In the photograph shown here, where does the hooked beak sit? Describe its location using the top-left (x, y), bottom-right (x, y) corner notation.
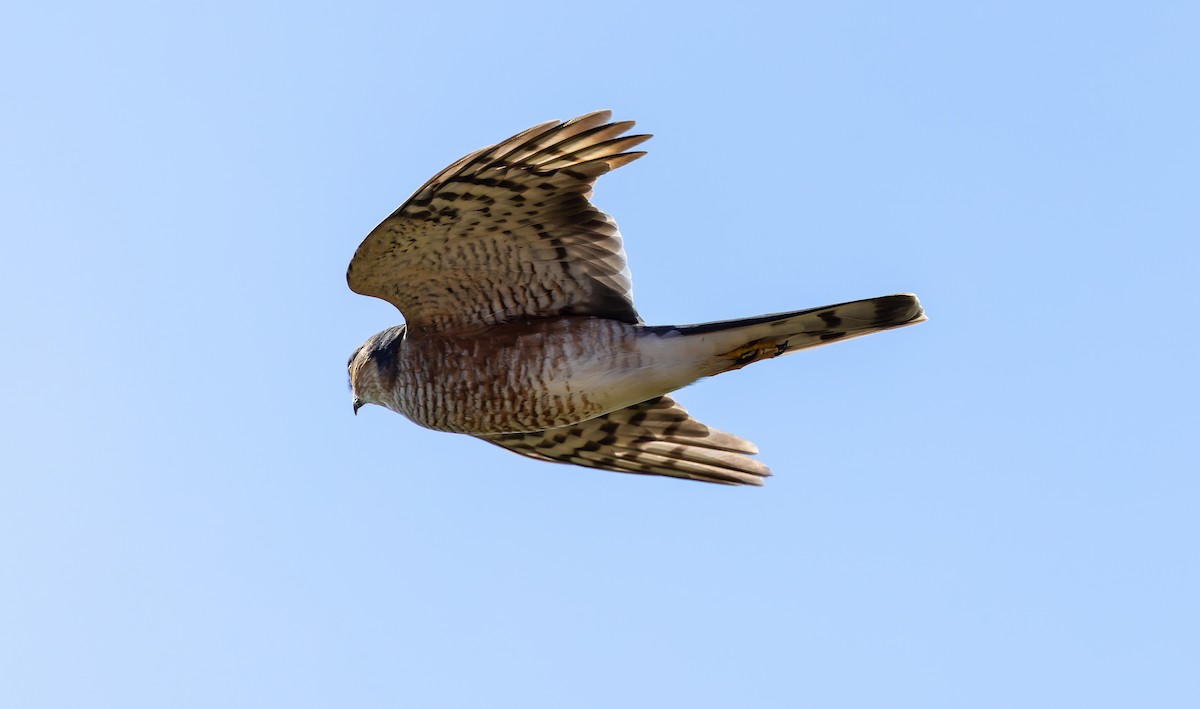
top-left (353, 398), bottom-right (363, 416)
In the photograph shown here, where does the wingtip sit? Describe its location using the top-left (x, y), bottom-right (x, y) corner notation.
top-left (606, 151), bottom-right (649, 170)
top-left (563, 109), bottom-right (613, 129)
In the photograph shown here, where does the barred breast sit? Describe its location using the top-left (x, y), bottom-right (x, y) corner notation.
top-left (386, 317), bottom-right (668, 435)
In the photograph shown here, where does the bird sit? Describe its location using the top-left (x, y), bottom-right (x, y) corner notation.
top-left (346, 110), bottom-right (925, 485)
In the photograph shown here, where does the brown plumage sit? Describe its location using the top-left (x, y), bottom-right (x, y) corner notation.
top-left (347, 111), bottom-right (926, 485)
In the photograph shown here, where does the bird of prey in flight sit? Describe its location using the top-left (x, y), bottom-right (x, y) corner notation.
top-left (347, 110), bottom-right (925, 485)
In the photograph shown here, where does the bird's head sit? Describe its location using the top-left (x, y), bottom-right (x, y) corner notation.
top-left (347, 325), bottom-right (406, 415)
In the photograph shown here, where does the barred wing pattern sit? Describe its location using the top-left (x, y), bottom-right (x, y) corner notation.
top-left (481, 396), bottom-right (772, 486)
top-left (347, 110), bottom-right (651, 332)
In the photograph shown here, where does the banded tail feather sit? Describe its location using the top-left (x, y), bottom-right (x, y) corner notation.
top-left (650, 293), bottom-right (926, 373)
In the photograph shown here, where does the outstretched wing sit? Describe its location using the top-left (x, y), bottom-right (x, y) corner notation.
top-left (479, 396), bottom-right (772, 486)
top-left (347, 110), bottom-right (650, 332)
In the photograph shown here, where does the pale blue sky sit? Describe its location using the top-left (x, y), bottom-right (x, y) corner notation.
top-left (3, 2), bottom-right (1197, 708)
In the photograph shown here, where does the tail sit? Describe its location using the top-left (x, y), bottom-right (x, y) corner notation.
top-left (654, 293), bottom-right (926, 373)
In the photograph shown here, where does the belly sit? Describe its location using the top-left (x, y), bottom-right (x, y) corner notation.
top-left (386, 317), bottom-right (657, 434)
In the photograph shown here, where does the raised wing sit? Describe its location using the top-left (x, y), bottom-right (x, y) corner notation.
top-left (480, 396), bottom-right (772, 486)
top-left (347, 111), bottom-right (650, 332)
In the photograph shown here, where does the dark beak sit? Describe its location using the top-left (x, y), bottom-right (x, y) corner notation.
top-left (353, 398), bottom-right (363, 416)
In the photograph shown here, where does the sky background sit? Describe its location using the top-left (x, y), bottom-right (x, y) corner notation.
top-left (3, 1), bottom-right (1198, 707)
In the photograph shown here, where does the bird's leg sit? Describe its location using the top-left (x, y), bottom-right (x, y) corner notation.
top-left (720, 338), bottom-right (790, 371)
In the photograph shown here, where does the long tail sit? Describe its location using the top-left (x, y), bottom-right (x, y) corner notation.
top-left (652, 293), bottom-right (926, 373)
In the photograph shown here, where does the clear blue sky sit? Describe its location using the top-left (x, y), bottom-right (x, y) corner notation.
top-left (3, 2), bottom-right (1197, 707)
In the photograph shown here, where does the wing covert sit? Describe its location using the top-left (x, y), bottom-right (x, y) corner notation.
top-left (480, 396), bottom-right (772, 486)
top-left (347, 111), bottom-right (650, 332)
